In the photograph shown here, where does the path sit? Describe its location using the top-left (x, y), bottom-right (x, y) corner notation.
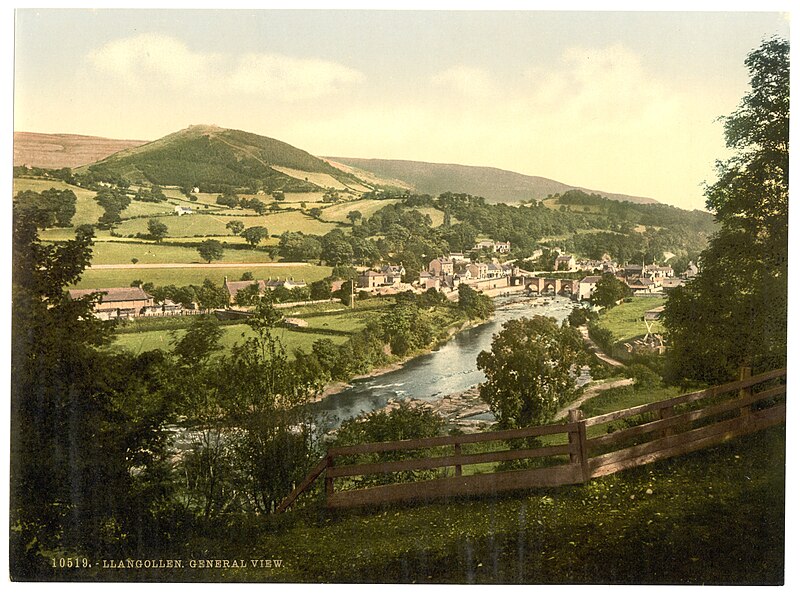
top-left (553, 377), bottom-right (635, 421)
top-left (578, 325), bottom-right (626, 368)
top-left (89, 262), bottom-right (311, 270)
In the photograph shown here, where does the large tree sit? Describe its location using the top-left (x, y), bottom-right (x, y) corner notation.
top-left (477, 316), bottom-right (586, 428)
top-left (197, 239), bottom-right (224, 263)
top-left (663, 37), bottom-right (789, 385)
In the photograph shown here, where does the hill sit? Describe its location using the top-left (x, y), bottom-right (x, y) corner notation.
top-left (13, 131), bottom-right (148, 169)
top-left (326, 157), bottom-right (659, 205)
top-left (76, 125), bottom-right (367, 194)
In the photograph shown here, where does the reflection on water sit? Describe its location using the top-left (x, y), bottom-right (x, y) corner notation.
top-left (313, 295), bottom-right (577, 427)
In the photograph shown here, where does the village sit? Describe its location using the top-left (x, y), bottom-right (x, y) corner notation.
top-left (68, 237), bottom-right (699, 321)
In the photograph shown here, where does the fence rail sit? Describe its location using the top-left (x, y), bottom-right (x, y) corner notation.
top-left (277, 367), bottom-right (786, 512)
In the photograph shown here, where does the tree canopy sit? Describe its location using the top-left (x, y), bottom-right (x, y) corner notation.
top-left (663, 37), bottom-right (789, 385)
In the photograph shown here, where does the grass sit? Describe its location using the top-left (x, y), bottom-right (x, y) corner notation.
top-left (318, 199), bottom-right (401, 223)
top-left (596, 297), bottom-right (667, 343)
top-left (76, 425), bottom-right (782, 584)
top-left (13, 178), bottom-right (105, 226)
top-left (72, 264), bottom-right (332, 289)
top-left (110, 323), bottom-right (351, 358)
top-left (113, 210), bottom-right (340, 238)
top-left (82, 241), bottom-right (274, 265)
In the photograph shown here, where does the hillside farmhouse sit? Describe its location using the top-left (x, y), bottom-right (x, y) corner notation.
top-left (68, 286), bottom-right (154, 319)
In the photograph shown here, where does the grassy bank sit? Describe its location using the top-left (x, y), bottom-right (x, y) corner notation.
top-left (53, 425), bottom-right (783, 584)
top-left (595, 297), bottom-right (666, 344)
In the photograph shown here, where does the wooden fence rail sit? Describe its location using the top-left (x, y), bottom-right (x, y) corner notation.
top-left (277, 367), bottom-right (786, 512)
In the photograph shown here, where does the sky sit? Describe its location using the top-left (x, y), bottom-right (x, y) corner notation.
top-left (10, 4), bottom-right (792, 211)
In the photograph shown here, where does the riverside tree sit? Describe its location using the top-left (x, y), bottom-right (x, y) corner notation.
top-left (477, 316), bottom-right (586, 428)
top-left (663, 37), bottom-right (789, 385)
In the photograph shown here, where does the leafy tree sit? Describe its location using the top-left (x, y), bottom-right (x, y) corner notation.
top-left (308, 207), bottom-right (323, 218)
top-left (346, 210), bottom-right (362, 225)
top-left (241, 225), bottom-right (269, 247)
top-left (11, 200), bottom-right (177, 576)
top-left (171, 315), bottom-right (223, 365)
top-left (240, 271), bottom-right (255, 281)
top-left (477, 316), bottom-right (586, 428)
top-left (94, 188), bottom-right (131, 228)
top-left (197, 239), bottom-right (224, 263)
top-left (663, 38), bottom-right (789, 385)
top-left (589, 273), bottom-right (631, 309)
top-left (226, 220), bottom-right (245, 235)
top-left (457, 283), bottom-right (494, 319)
top-left (309, 278), bottom-right (332, 300)
top-left (332, 401), bottom-right (445, 487)
top-left (195, 278), bottom-right (229, 310)
top-left (278, 232), bottom-right (322, 262)
top-left (147, 218), bottom-right (169, 242)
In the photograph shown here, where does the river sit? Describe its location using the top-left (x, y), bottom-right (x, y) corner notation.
top-left (313, 295), bottom-right (581, 427)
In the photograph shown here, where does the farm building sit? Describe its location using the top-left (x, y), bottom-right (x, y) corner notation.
top-left (68, 286), bottom-right (154, 319)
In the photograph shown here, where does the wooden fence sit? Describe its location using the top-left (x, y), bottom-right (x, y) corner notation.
top-left (277, 367), bottom-right (786, 512)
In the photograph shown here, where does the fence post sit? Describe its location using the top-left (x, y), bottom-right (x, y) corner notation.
top-left (739, 366), bottom-right (753, 421)
top-left (324, 455), bottom-right (335, 502)
top-left (659, 405), bottom-right (675, 438)
top-left (568, 409), bottom-right (590, 482)
top-left (454, 442), bottom-right (463, 477)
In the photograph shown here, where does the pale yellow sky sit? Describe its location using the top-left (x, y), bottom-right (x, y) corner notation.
top-left (10, 6), bottom-right (792, 210)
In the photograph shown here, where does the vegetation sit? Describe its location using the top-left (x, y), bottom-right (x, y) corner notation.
top-left (477, 316), bottom-right (586, 428)
top-left (197, 239), bottom-right (224, 263)
top-left (663, 37), bottom-right (789, 386)
top-left (589, 273), bottom-right (631, 308)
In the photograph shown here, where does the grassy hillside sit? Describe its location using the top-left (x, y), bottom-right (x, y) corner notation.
top-left (80, 125), bottom-right (363, 192)
top-left (328, 157), bottom-right (659, 205)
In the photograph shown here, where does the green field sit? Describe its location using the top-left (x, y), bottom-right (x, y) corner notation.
top-left (596, 297), bottom-right (666, 342)
top-left (318, 199), bottom-right (401, 223)
top-left (73, 264), bottom-right (332, 289)
top-left (114, 210), bottom-right (340, 238)
top-left (13, 178), bottom-right (105, 226)
top-left (84, 241), bottom-right (274, 265)
top-left (111, 323), bottom-right (351, 358)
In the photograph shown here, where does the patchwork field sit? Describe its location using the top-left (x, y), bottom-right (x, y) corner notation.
top-left (84, 241), bottom-right (274, 265)
top-left (111, 323), bottom-right (351, 359)
top-left (596, 296), bottom-right (666, 342)
top-left (318, 198), bottom-right (401, 223)
top-left (73, 263), bottom-right (332, 289)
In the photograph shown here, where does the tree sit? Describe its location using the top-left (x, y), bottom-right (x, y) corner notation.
top-left (226, 220), bottom-right (245, 235)
top-left (197, 239), bottom-right (224, 263)
top-left (346, 210), bottom-right (362, 225)
top-left (589, 273), bottom-right (631, 309)
top-left (663, 38), bottom-right (789, 385)
top-left (477, 316), bottom-right (586, 428)
top-left (241, 225), bottom-right (269, 247)
top-left (458, 283), bottom-right (494, 319)
top-left (11, 199), bottom-right (177, 576)
top-left (147, 218), bottom-right (169, 243)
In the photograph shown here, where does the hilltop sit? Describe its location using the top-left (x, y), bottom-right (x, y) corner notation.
top-left (16, 127), bottom-right (661, 205)
top-left (71, 125), bottom-right (374, 194)
top-left (326, 157), bottom-right (659, 205)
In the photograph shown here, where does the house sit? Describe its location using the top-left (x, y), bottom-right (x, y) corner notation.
top-left (419, 271), bottom-right (441, 291)
top-left (358, 270), bottom-right (388, 289)
top-left (626, 277), bottom-right (662, 295)
top-left (660, 277), bottom-right (685, 291)
top-left (142, 299), bottom-right (183, 316)
top-left (429, 257), bottom-right (454, 277)
top-left (644, 264), bottom-right (675, 278)
top-left (485, 263), bottom-right (505, 279)
top-left (467, 262), bottom-right (488, 280)
top-left (380, 264), bottom-right (405, 285)
top-left (577, 275), bottom-right (603, 301)
top-left (68, 286), bottom-right (154, 319)
top-left (474, 240), bottom-right (511, 254)
top-left (174, 206), bottom-right (193, 216)
top-left (683, 261), bottom-right (699, 278)
top-left (554, 254), bottom-right (577, 272)
top-left (224, 277), bottom-right (308, 303)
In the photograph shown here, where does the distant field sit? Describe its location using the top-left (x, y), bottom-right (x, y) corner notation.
top-left (73, 263), bottom-right (332, 289)
top-left (596, 296), bottom-right (666, 343)
top-left (84, 241), bottom-right (274, 265)
top-left (318, 198), bottom-right (400, 223)
top-left (414, 206), bottom-right (446, 227)
top-left (114, 210), bottom-right (340, 238)
top-left (111, 323), bottom-right (350, 359)
top-left (271, 166), bottom-right (349, 191)
top-left (13, 178), bottom-right (105, 226)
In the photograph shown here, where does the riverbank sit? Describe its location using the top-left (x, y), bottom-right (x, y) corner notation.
top-left (313, 314), bottom-right (490, 403)
top-left (314, 293), bottom-right (555, 404)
